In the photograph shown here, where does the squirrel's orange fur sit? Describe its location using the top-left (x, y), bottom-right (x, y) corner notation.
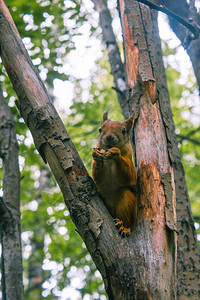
top-left (92, 112), bottom-right (137, 237)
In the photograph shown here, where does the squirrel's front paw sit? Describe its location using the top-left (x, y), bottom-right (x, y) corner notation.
top-left (92, 148), bottom-right (104, 161)
top-left (105, 147), bottom-right (121, 160)
top-left (114, 219), bottom-right (130, 237)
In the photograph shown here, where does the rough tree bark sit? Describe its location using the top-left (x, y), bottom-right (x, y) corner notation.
top-left (0, 85), bottom-right (24, 300)
top-left (93, 1), bottom-right (200, 299)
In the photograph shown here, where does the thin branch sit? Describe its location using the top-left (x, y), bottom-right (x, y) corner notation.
top-left (24, 276), bottom-right (49, 297)
top-left (177, 134), bottom-right (200, 145)
top-left (136, 0), bottom-right (199, 39)
top-left (185, 127), bottom-right (200, 138)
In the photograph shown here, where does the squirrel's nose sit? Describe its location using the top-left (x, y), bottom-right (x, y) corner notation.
top-left (105, 135), bottom-right (114, 144)
top-left (104, 134), bottom-right (117, 147)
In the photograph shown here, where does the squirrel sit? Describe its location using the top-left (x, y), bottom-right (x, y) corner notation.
top-left (92, 112), bottom-right (137, 237)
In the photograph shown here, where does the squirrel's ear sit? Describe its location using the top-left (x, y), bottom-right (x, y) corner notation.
top-left (103, 111), bottom-right (108, 122)
top-left (125, 115), bottom-right (134, 133)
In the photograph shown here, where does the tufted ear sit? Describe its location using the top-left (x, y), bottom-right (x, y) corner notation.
top-left (103, 111), bottom-right (109, 122)
top-left (125, 115), bottom-right (134, 133)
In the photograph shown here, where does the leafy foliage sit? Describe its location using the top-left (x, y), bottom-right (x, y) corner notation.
top-left (6, 0), bottom-right (87, 86)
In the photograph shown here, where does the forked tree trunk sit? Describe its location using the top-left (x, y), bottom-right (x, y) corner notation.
top-left (0, 0), bottom-right (198, 299)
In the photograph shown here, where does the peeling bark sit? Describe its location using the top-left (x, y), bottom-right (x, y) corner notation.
top-left (0, 85), bottom-right (24, 300)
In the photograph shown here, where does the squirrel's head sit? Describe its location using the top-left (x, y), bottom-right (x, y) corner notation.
top-left (97, 112), bottom-right (134, 151)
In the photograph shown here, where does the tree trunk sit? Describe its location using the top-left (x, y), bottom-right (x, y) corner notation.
top-left (118, 1), bottom-right (177, 298)
top-left (0, 85), bottom-right (24, 300)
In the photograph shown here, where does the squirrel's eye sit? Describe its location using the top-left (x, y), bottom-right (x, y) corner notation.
top-left (122, 127), bottom-right (126, 135)
top-left (99, 127), bottom-right (102, 134)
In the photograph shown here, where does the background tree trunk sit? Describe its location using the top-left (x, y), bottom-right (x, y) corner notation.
top-left (92, 0), bottom-right (128, 115)
top-left (0, 84), bottom-right (24, 300)
top-left (25, 167), bottom-right (51, 300)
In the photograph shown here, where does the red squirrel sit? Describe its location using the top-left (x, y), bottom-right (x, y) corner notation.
top-left (92, 112), bottom-right (137, 237)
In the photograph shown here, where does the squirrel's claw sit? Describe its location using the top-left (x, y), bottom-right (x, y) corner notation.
top-left (114, 219), bottom-right (130, 237)
top-left (114, 218), bottom-right (122, 228)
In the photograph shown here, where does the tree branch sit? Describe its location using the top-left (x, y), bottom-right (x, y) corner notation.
top-left (185, 126), bottom-right (200, 138)
top-left (24, 275), bottom-right (49, 298)
top-left (166, 0), bottom-right (200, 91)
top-left (177, 134), bottom-right (200, 145)
top-left (136, 0), bottom-right (199, 40)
